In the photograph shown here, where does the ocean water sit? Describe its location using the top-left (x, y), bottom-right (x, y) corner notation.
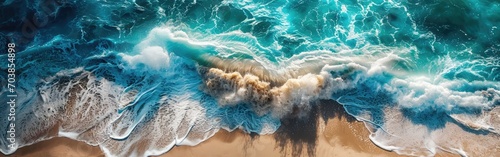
top-left (0, 0), bottom-right (499, 156)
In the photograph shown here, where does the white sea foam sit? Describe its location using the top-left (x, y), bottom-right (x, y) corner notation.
top-left (120, 46), bottom-right (170, 70)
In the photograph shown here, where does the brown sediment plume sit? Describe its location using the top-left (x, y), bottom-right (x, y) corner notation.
top-left (199, 67), bottom-right (327, 117)
top-left (205, 56), bottom-right (287, 85)
top-left (203, 55), bottom-right (329, 86)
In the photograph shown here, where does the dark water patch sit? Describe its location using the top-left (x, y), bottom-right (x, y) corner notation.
top-left (0, 34), bottom-right (9, 55)
top-left (334, 79), bottom-right (395, 129)
top-left (406, 0), bottom-right (500, 57)
top-left (401, 104), bottom-right (488, 132)
top-left (0, 0), bottom-right (78, 51)
top-left (0, 39), bottom-right (113, 93)
top-left (273, 100), bottom-right (358, 157)
top-left (411, 0), bottom-right (478, 39)
top-left (215, 5), bottom-right (248, 31)
top-left (401, 107), bottom-right (448, 130)
top-left (277, 34), bottom-right (306, 57)
top-left (249, 132), bottom-right (260, 139)
top-left (318, 100), bottom-right (357, 124)
top-left (274, 104), bottom-right (319, 157)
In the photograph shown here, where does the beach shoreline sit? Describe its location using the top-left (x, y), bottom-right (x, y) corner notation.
top-left (3, 116), bottom-right (459, 157)
top-left (2, 102), bottom-right (463, 157)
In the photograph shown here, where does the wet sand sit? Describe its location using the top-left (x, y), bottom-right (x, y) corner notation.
top-left (161, 117), bottom-right (402, 157)
top-left (1, 137), bottom-right (103, 157)
top-left (4, 119), bottom-right (396, 157)
top-left (3, 105), bottom-right (459, 157)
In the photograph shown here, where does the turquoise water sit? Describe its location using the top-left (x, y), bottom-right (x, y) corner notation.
top-left (1, 0), bottom-right (499, 156)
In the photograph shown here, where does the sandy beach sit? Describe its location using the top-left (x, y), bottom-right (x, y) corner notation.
top-left (3, 120), bottom-right (391, 157)
top-left (3, 118), bottom-right (460, 157)
top-left (1, 102), bottom-right (458, 157)
top-left (3, 104), bottom-right (458, 157)
top-left (162, 118), bottom-right (400, 157)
